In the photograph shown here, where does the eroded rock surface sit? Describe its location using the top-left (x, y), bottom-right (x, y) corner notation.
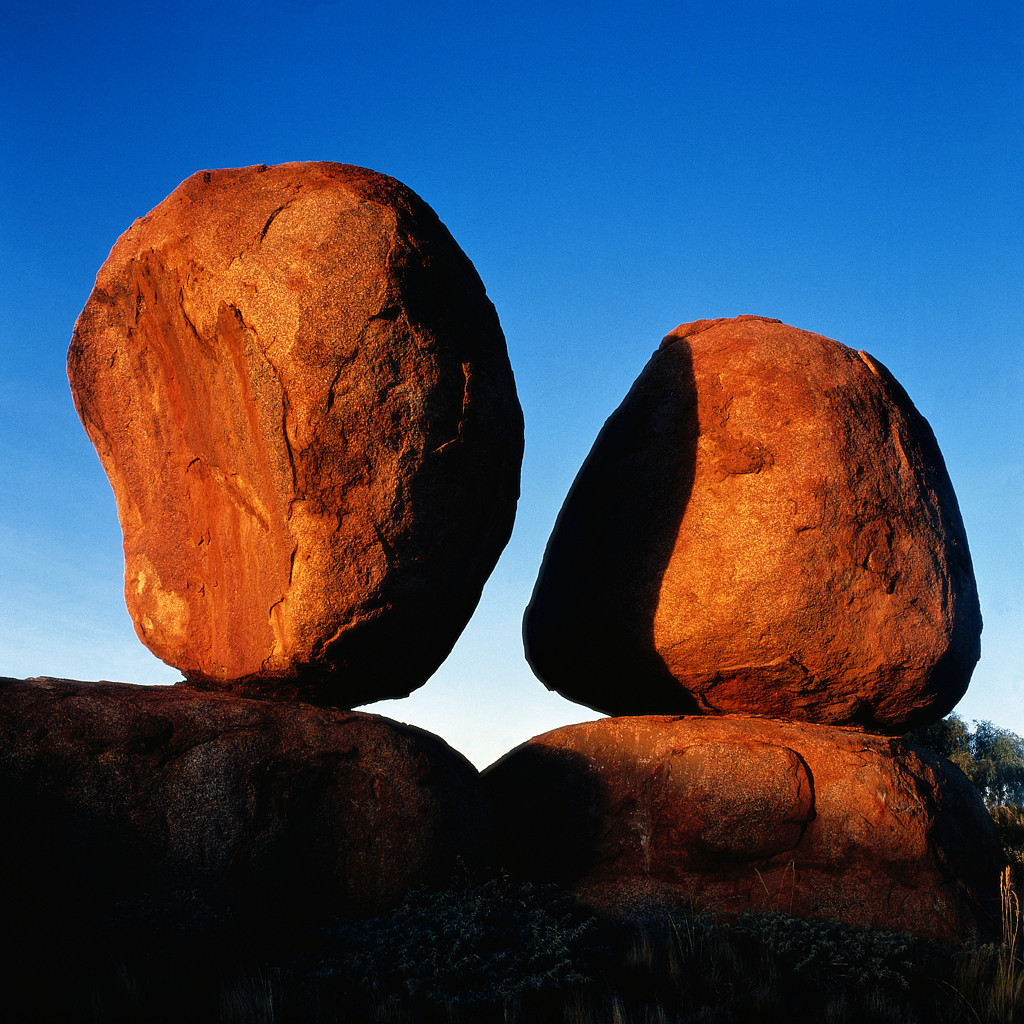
top-left (0, 677), bottom-right (488, 925)
top-left (482, 715), bottom-right (1000, 943)
top-left (68, 162), bottom-right (523, 705)
top-left (524, 316), bottom-right (980, 730)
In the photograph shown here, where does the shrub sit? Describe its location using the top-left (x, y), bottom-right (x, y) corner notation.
top-left (991, 805), bottom-right (1024, 870)
top-left (297, 877), bottom-right (607, 1007)
top-left (731, 911), bottom-right (948, 990)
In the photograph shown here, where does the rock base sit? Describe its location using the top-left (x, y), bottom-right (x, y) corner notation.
top-left (482, 715), bottom-right (1000, 943)
top-left (0, 677), bottom-right (488, 928)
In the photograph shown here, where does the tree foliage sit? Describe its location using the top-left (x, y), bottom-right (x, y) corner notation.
top-left (907, 714), bottom-right (1024, 808)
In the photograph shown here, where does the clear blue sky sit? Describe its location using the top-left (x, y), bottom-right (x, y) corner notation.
top-left (1, 1), bottom-right (1021, 768)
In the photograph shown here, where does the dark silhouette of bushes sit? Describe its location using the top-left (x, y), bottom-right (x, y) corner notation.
top-left (6, 874), bottom-right (1024, 1022)
top-left (293, 877), bottom-right (607, 1007)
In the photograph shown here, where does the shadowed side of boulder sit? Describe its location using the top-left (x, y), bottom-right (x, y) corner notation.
top-left (482, 715), bottom-right (1001, 944)
top-left (0, 677), bottom-right (488, 931)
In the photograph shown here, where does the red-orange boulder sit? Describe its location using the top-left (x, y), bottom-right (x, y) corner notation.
top-left (68, 162), bottom-right (523, 705)
top-left (524, 316), bottom-right (981, 730)
top-left (482, 715), bottom-right (1000, 943)
top-left (0, 677), bottom-right (488, 925)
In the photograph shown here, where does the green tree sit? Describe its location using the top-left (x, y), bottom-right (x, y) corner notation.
top-left (971, 721), bottom-right (1024, 807)
top-left (907, 714), bottom-right (1024, 809)
top-left (906, 713), bottom-right (974, 776)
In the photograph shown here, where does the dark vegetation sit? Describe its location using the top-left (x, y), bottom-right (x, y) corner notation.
top-left (6, 874), bottom-right (1024, 1024)
top-left (5, 714), bottom-right (1024, 1023)
top-left (907, 713), bottom-right (1024, 869)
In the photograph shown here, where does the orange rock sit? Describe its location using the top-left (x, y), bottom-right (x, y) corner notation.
top-left (68, 163), bottom-right (523, 704)
top-left (0, 677), bottom-right (489, 925)
top-left (524, 316), bottom-right (981, 730)
top-left (482, 716), bottom-right (1000, 943)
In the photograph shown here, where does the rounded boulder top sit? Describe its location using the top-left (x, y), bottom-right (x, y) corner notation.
top-left (69, 162), bottom-right (524, 706)
top-left (524, 315), bottom-right (981, 732)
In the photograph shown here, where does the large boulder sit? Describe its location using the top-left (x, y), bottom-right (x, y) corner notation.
top-left (68, 162), bottom-right (523, 706)
top-left (524, 316), bottom-right (980, 730)
top-left (0, 677), bottom-right (488, 927)
top-left (482, 716), bottom-right (1000, 944)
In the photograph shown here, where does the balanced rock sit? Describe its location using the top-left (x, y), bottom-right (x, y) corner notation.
top-left (68, 162), bottom-right (523, 705)
top-left (524, 316), bottom-right (980, 730)
top-left (0, 677), bottom-right (488, 927)
top-left (482, 716), bottom-right (1000, 943)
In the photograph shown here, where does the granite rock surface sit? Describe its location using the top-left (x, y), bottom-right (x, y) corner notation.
top-left (0, 677), bottom-right (489, 925)
top-left (68, 162), bottom-right (523, 705)
top-left (524, 316), bottom-right (980, 730)
top-left (482, 714), bottom-right (1000, 943)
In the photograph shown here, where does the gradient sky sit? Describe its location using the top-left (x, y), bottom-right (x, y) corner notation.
top-left (2, 1), bottom-right (1021, 768)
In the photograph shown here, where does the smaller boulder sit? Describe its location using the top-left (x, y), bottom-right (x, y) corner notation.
top-left (482, 715), bottom-right (1000, 943)
top-left (524, 316), bottom-right (981, 730)
top-left (0, 677), bottom-right (488, 930)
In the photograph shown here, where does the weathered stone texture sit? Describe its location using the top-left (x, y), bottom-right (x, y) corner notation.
top-left (0, 678), bottom-right (488, 923)
top-left (68, 162), bottom-right (523, 705)
top-left (524, 315), bottom-right (980, 730)
top-left (482, 715), bottom-right (1000, 943)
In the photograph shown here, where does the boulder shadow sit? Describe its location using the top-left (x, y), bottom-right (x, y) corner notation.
top-left (523, 336), bottom-right (700, 715)
top-left (482, 745), bottom-right (608, 886)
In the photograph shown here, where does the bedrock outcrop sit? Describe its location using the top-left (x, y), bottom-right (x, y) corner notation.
top-left (524, 316), bottom-right (980, 731)
top-left (482, 715), bottom-right (1000, 943)
top-left (68, 162), bottom-right (523, 705)
top-left (0, 677), bottom-right (488, 926)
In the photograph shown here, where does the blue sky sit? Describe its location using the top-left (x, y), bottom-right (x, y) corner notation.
top-left (1, 1), bottom-right (1021, 767)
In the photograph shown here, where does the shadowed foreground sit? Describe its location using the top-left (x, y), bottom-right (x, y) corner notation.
top-left (3, 875), bottom-right (1023, 1024)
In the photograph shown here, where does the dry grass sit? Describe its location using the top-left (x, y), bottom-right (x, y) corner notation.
top-left (944, 869), bottom-right (1024, 1024)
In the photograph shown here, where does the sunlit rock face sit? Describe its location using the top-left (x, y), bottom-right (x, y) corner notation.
top-left (68, 162), bottom-right (523, 705)
top-left (0, 677), bottom-right (489, 925)
top-left (524, 315), bottom-right (981, 732)
top-left (482, 715), bottom-right (1000, 944)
